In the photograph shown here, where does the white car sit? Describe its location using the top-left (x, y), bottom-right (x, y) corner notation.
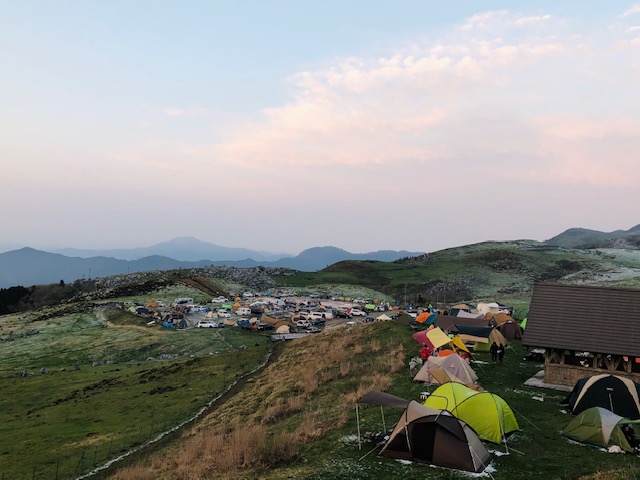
top-left (197, 320), bottom-right (218, 328)
top-left (211, 297), bottom-right (229, 304)
top-left (350, 308), bottom-right (366, 316)
top-left (217, 310), bottom-right (231, 319)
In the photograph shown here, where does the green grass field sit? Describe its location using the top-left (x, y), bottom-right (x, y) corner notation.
top-left (0, 305), bottom-right (273, 479)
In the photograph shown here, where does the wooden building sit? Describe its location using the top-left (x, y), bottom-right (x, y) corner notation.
top-left (522, 284), bottom-right (640, 386)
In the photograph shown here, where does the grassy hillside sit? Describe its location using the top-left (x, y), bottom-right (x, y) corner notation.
top-left (0, 303), bottom-right (272, 480)
top-left (274, 241), bottom-right (640, 307)
top-left (111, 321), bottom-right (640, 480)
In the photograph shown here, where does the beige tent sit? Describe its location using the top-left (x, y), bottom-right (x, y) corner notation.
top-left (486, 311), bottom-right (514, 325)
top-left (413, 353), bottom-right (479, 387)
top-left (377, 314), bottom-right (392, 321)
top-left (477, 302), bottom-right (500, 315)
top-left (276, 325), bottom-right (290, 334)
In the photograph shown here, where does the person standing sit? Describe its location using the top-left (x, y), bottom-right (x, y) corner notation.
top-left (490, 342), bottom-right (498, 364)
top-left (420, 344), bottom-right (431, 361)
top-left (497, 344), bottom-right (505, 364)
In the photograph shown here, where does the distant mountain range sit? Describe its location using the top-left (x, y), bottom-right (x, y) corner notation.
top-left (53, 237), bottom-right (287, 262)
top-left (3, 226), bottom-right (639, 289)
top-left (0, 238), bottom-right (424, 288)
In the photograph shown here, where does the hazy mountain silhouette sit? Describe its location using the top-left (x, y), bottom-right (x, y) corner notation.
top-left (0, 243), bottom-right (425, 288)
top-left (53, 237), bottom-right (287, 262)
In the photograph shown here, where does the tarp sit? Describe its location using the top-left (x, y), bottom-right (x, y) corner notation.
top-left (358, 390), bottom-right (410, 409)
top-left (380, 400), bottom-right (493, 472)
top-left (424, 383), bottom-right (520, 444)
top-left (451, 336), bottom-right (470, 353)
top-left (456, 310), bottom-right (485, 319)
top-left (427, 327), bottom-right (452, 349)
top-left (562, 406), bottom-right (640, 452)
top-left (455, 325), bottom-right (494, 338)
top-left (436, 316), bottom-right (490, 333)
top-left (458, 334), bottom-right (489, 345)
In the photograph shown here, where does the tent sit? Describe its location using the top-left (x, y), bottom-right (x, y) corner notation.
top-left (413, 354), bottom-right (479, 387)
top-left (562, 406), bottom-right (640, 452)
top-left (477, 302), bottom-right (501, 315)
top-left (358, 393), bottom-right (493, 473)
top-left (562, 374), bottom-right (640, 419)
top-left (275, 325), bottom-right (290, 334)
top-left (495, 320), bottom-right (523, 339)
top-left (486, 311), bottom-right (515, 325)
top-left (377, 314), bottom-right (392, 321)
top-left (415, 312), bottom-right (438, 325)
top-left (424, 382), bottom-right (520, 444)
top-left (473, 329), bottom-right (507, 353)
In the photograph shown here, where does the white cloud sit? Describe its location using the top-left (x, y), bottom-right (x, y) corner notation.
top-left (621, 4), bottom-right (640, 16)
top-left (206, 10), bottom-right (640, 192)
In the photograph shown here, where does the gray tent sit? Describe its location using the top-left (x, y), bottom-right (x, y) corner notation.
top-left (358, 392), bottom-right (493, 473)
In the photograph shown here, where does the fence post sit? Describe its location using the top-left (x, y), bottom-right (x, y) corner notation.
top-left (75, 450), bottom-right (85, 475)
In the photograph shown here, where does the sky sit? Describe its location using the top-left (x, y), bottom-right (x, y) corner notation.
top-left (1, 1), bottom-right (639, 255)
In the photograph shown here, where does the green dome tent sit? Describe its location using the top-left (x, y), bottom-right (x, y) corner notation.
top-left (424, 382), bottom-right (519, 444)
top-left (562, 406), bottom-right (640, 452)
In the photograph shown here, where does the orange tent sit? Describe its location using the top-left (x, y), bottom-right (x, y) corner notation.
top-left (437, 349), bottom-right (457, 357)
top-left (415, 312), bottom-right (430, 324)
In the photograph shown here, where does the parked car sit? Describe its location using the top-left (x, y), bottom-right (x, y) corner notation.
top-left (350, 308), bottom-right (366, 316)
top-left (217, 310), bottom-right (231, 319)
top-left (197, 320), bottom-right (218, 328)
top-left (333, 309), bottom-right (352, 319)
top-left (307, 326), bottom-right (322, 333)
top-left (211, 296), bottom-right (229, 304)
top-left (364, 316), bottom-right (375, 323)
top-left (296, 319), bottom-right (311, 329)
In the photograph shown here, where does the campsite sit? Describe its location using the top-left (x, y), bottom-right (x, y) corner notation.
top-left (2, 244), bottom-right (640, 479)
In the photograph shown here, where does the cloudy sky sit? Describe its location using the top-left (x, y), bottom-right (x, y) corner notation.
top-left (2, 1), bottom-right (639, 255)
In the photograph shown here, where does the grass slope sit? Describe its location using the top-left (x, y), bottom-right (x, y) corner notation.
top-left (274, 241), bottom-right (640, 306)
top-left (0, 305), bottom-right (272, 479)
top-left (112, 321), bottom-right (640, 480)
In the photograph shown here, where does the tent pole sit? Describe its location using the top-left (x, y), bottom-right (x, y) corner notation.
top-left (380, 405), bottom-right (386, 433)
top-left (356, 404), bottom-right (362, 450)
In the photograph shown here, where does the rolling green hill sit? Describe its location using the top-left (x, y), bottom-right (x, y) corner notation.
top-left (273, 240), bottom-right (640, 307)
